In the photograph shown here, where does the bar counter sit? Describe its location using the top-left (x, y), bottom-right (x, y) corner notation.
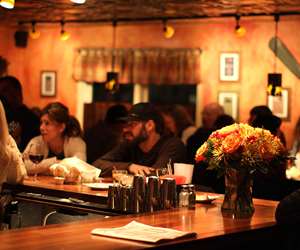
top-left (0, 194), bottom-right (280, 250)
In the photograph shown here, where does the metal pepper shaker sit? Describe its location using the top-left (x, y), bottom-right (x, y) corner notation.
top-left (188, 184), bottom-right (196, 209)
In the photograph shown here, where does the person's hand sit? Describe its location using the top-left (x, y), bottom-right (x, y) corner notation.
top-left (128, 164), bottom-right (154, 176)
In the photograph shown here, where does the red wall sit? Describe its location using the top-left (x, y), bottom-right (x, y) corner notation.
top-left (1, 16), bottom-right (300, 148)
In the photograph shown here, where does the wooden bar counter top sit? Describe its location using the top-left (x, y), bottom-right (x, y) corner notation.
top-left (0, 195), bottom-right (280, 250)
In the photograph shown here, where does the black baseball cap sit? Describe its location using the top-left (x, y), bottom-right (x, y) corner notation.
top-left (126, 103), bottom-right (164, 134)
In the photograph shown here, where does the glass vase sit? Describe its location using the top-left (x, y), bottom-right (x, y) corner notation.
top-left (221, 167), bottom-right (254, 218)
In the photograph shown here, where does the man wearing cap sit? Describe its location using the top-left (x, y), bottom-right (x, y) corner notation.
top-left (93, 102), bottom-right (186, 176)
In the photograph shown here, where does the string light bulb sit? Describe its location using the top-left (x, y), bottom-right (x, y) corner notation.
top-left (70, 0), bottom-right (86, 3)
top-left (0, 0), bottom-right (14, 9)
top-left (234, 15), bottom-right (246, 37)
top-left (29, 21), bottom-right (40, 39)
top-left (60, 21), bottom-right (70, 41)
top-left (163, 20), bottom-right (175, 39)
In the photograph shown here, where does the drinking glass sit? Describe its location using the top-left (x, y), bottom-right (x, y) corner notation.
top-left (112, 169), bottom-right (128, 186)
top-left (27, 143), bottom-right (44, 181)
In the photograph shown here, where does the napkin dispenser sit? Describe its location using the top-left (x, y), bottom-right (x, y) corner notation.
top-left (132, 175), bottom-right (145, 213)
top-left (145, 176), bottom-right (160, 212)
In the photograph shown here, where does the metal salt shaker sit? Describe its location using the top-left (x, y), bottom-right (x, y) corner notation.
top-left (179, 185), bottom-right (189, 208)
top-left (188, 184), bottom-right (196, 209)
top-left (145, 176), bottom-right (160, 212)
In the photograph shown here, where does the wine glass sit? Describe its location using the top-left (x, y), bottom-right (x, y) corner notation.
top-left (28, 143), bottom-right (44, 181)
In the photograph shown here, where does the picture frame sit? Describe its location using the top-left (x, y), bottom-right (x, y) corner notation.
top-left (267, 88), bottom-right (290, 121)
top-left (218, 91), bottom-right (239, 120)
top-left (41, 71), bottom-right (56, 97)
top-left (219, 52), bottom-right (240, 82)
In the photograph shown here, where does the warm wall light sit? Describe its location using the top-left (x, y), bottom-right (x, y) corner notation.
top-left (70, 0), bottom-right (86, 3)
top-left (60, 21), bottom-right (70, 41)
top-left (0, 0), bottom-right (15, 9)
top-left (29, 21), bottom-right (40, 39)
top-left (163, 20), bottom-right (175, 39)
top-left (234, 15), bottom-right (246, 37)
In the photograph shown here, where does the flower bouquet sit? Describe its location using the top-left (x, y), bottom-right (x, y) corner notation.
top-left (195, 123), bottom-right (287, 175)
top-left (195, 123), bottom-right (287, 218)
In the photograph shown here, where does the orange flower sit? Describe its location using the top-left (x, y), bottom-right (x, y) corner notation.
top-left (195, 142), bottom-right (208, 162)
top-left (221, 133), bottom-right (242, 154)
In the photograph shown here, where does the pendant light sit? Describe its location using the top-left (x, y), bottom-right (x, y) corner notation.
top-left (0, 0), bottom-right (15, 9)
top-left (234, 15), bottom-right (246, 37)
top-left (29, 21), bottom-right (40, 39)
top-left (163, 19), bottom-right (175, 39)
top-left (267, 14), bottom-right (282, 96)
top-left (105, 20), bottom-right (119, 93)
top-left (60, 21), bottom-right (70, 41)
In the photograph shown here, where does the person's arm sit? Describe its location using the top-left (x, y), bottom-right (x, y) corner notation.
top-left (5, 136), bottom-right (27, 184)
top-left (93, 143), bottom-right (132, 177)
top-left (152, 137), bottom-right (187, 169)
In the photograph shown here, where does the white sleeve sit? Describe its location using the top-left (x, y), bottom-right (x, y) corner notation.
top-left (4, 136), bottom-right (27, 184)
top-left (65, 137), bottom-right (87, 162)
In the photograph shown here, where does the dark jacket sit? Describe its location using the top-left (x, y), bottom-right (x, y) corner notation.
top-left (93, 135), bottom-right (186, 177)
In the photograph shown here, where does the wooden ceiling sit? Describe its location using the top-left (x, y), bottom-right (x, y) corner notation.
top-left (1, 0), bottom-right (300, 25)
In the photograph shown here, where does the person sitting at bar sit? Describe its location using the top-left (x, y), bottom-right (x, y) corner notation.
top-left (0, 99), bottom-right (27, 190)
top-left (275, 189), bottom-right (300, 250)
top-left (84, 104), bottom-right (128, 164)
top-left (161, 104), bottom-right (196, 145)
top-left (23, 102), bottom-right (86, 176)
top-left (0, 76), bottom-right (40, 151)
top-left (186, 102), bottom-right (224, 163)
top-left (93, 102), bottom-right (186, 177)
top-left (248, 105), bottom-right (286, 147)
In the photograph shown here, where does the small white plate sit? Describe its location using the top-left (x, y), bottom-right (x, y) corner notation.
top-left (84, 183), bottom-right (113, 190)
top-left (196, 195), bottom-right (220, 204)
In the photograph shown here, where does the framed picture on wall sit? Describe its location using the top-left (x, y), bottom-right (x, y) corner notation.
top-left (41, 71), bottom-right (56, 97)
top-left (219, 52), bottom-right (240, 82)
top-left (267, 88), bottom-right (290, 121)
top-left (218, 91), bottom-right (239, 120)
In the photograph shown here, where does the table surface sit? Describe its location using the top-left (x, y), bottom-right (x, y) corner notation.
top-left (1, 176), bottom-right (279, 250)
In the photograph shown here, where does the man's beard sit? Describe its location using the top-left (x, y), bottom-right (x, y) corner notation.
top-left (123, 124), bottom-right (148, 145)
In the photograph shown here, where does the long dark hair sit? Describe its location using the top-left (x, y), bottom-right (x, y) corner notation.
top-left (41, 102), bottom-right (82, 137)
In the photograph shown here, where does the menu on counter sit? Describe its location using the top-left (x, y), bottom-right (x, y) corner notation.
top-left (91, 220), bottom-right (197, 243)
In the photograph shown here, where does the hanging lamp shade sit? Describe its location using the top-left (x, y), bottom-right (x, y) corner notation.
top-left (30, 30), bottom-right (40, 39)
top-left (234, 15), bottom-right (246, 37)
top-left (235, 25), bottom-right (246, 37)
top-left (29, 22), bottom-right (40, 39)
top-left (0, 0), bottom-right (15, 9)
top-left (60, 21), bottom-right (70, 41)
top-left (60, 30), bottom-right (70, 41)
top-left (163, 20), bottom-right (175, 39)
top-left (70, 0), bottom-right (86, 3)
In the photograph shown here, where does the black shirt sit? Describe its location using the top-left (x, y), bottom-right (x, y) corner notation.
top-left (93, 135), bottom-right (187, 177)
